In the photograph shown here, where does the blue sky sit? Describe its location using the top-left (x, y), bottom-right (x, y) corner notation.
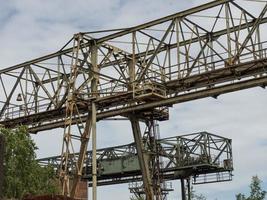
top-left (0, 0), bottom-right (266, 199)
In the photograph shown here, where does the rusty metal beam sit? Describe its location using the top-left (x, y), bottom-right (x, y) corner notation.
top-left (3, 73), bottom-right (265, 133)
top-left (2, 0), bottom-right (265, 76)
top-left (96, 0), bottom-right (232, 43)
top-left (130, 116), bottom-right (154, 200)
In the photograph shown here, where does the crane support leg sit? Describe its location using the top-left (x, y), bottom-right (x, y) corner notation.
top-left (92, 102), bottom-right (97, 200)
top-left (187, 178), bottom-right (191, 200)
top-left (181, 179), bottom-right (186, 200)
top-left (70, 113), bottom-right (92, 197)
top-left (130, 116), bottom-right (154, 200)
top-left (91, 44), bottom-right (98, 200)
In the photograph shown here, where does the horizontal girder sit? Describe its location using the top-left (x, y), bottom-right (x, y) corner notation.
top-left (0, 0), bottom-right (267, 132)
top-left (37, 131), bottom-right (233, 186)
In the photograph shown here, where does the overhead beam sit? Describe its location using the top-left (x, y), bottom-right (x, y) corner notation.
top-left (2, 0), bottom-right (265, 76)
top-left (99, 76), bottom-right (267, 119)
top-left (24, 75), bottom-right (267, 133)
top-left (96, 0), bottom-right (232, 43)
top-left (37, 131), bottom-right (233, 188)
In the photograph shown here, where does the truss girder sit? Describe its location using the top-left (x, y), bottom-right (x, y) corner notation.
top-left (37, 131), bottom-right (233, 186)
top-left (0, 0), bottom-right (266, 198)
top-left (0, 1), bottom-right (267, 131)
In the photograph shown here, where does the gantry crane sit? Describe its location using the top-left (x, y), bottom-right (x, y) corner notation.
top-left (0, 0), bottom-right (267, 199)
top-left (38, 131), bottom-right (233, 200)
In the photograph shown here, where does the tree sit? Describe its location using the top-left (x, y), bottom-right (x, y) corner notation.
top-left (236, 193), bottom-right (246, 200)
top-left (0, 126), bottom-right (59, 199)
top-left (236, 176), bottom-right (266, 200)
top-left (247, 176), bottom-right (266, 200)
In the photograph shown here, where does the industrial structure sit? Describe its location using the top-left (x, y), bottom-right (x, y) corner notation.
top-left (0, 0), bottom-right (267, 199)
top-left (38, 131), bottom-right (233, 199)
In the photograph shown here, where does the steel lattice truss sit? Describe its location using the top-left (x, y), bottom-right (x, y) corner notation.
top-left (38, 132), bottom-right (233, 186)
top-left (0, 0), bottom-right (266, 199)
top-left (0, 0), bottom-right (267, 131)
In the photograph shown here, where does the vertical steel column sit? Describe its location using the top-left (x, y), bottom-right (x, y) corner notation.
top-left (181, 179), bottom-right (186, 200)
top-left (70, 114), bottom-right (92, 197)
top-left (91, 102), bottom-right (97, 200)
top-left (129, 31), bottom-right (136, 95)
top-left (187, 178), bottom-right (191, 200)
top-left (225, 2), bottom-right (232, 64)
top-left (130, 116), bottom-right (154, 200)
top-left (175, 18), bottom-right (181, 79)
top-left (60, 35), bottom-right (81, 196)
top-left (148, 120), bottom-right (163, 200)
top-left (131, 32), bottom-right (136, 84)
top-left (91, 44), bottom-right (98, 200)
top-left (128, 59), bottom-right (135, 93)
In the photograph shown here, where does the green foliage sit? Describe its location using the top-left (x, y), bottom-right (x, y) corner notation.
top-left (0, 126), bottom-right (59, 199)
top-left (247, 176), bottom-right (267, 200)
top-left (236, 193), bottom-right (246, 200)
top-left (236, 176), bottom-right (266, 200)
